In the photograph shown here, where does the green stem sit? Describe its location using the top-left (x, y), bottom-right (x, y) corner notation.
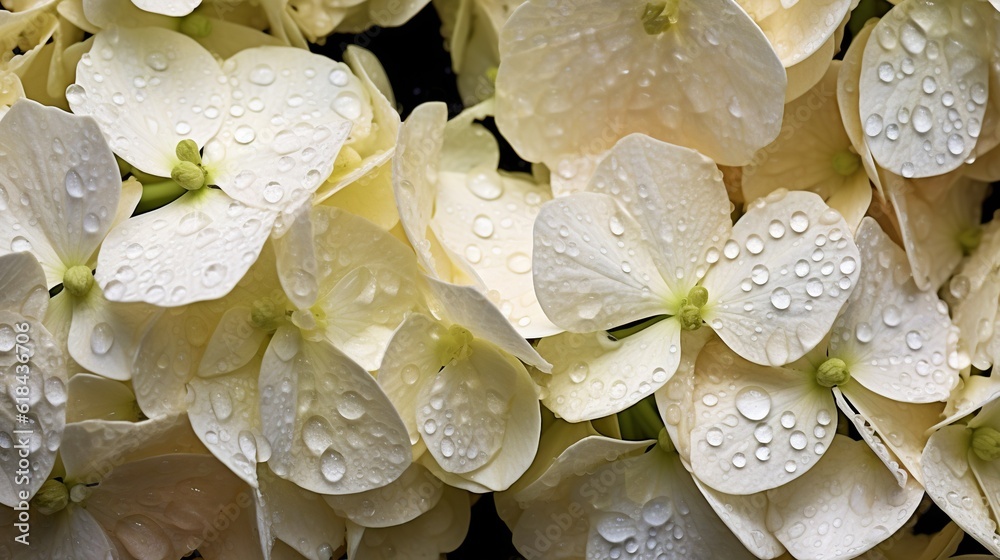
top-left (136, 180), bottom-right (187, 215)
top-left (608, 315), bottom-right (667, 341)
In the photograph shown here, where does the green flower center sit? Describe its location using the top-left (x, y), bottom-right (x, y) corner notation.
top-left (250, 297), bottom-right (284, 332)
top-left (641, 1), bottom-right (680, 35)
top-left (63, 265), bottom-right (94, 297)
top-left (677, 285), bottom-right (708, 331)
top-left (958, 227), bottom-right (982, 256)
top-left (816, 357), bottom-right (850, 388)
top-left (831, 149), bottom-right (861, 176)
top-left (437, 325), bottom-right (474, 366)
top-left (179, 14), bottom-right (212, 38)
top-left (972, 426), bottom-right (1000, 461)
top-left (32, 479), bottom-right (69, 515)
top-left (171, 139), bottom-right (208, 191)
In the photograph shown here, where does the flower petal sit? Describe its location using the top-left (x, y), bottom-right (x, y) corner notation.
top-left (130, 0), bottom-right (201, 17)
top-left (587, 134), bottom-right (733, 299)
top-left (829, 217), bottom-right (960, 402)
top-left (0, 252), bottom-right (48, 320)
top-left (690, 338), bottom-right (836, 494)
top-left (859, 0), bottom-right (991, 177)
top-left (533, 192), bottom-right (674, 332)
top-left (188, 355), bottom-right (267, 487)
top-left (206, 47), bottom-right (357, 214)
top-left (495, 0), bottom-right (786, 167)
top-left (922, 424), bottom-right (1000, 555)
top-left (256, 465), bottom-right (346, 558)
top-left (766, 436), bottom-right (924, 560)
top-left (417, 340), bottom-right (540, 491)
top-left (324, 463), bottom-right (444, 528)
top-left (740, 0), bottom-right (850, 67)
top-left (260, 327), bottom-right (411, 494)
top-left (69, 27), bottom-right (228, 177)
top-left (0, 313), bottom-right (64, 506)
top-left (655, 327), bottom-right (714, 464)
top-left (348, 486), bottom-right (471, 560)
top-left (837, 19), bottom-right (884, 197)
top-left (424, 276), bottom-right (549, 371)
top-left (535, 318), bottom-right (681, 422)
top-left (67, 288), bottom-right (159, 381)
top-left (695, 483), bottom-right (785, 559)
top-left (96, 188), bottom-right (277, 306)
top-left (702, 190), bottom-right (860, 366)
top-left (0, 99), bottom-right (121, 282)
top-left (65, 373), bottom-right (140, 423)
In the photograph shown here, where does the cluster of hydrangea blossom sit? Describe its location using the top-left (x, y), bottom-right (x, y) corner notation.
top-left (2, 0), bottom-right (1000, 558)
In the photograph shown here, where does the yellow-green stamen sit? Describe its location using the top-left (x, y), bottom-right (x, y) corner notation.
top-left (32, 479), bottom-right (69, 515)
top-left (63, 265), bottom-right (94, 298)
top-left (972, 426), bottom-right (1000, 461)
top-left (816, 357), bottom-right (850, 388)
top-left (642, 1), bottom-right (680, 35)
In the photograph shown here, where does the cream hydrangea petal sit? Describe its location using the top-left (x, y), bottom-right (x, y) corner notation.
top-left (84, 453), bottom-right (247, 558)
top-left (256, 465), bottom-right (346, 558)
top-left (784, 35), bottom-right (836, 103)
top-left (130, 0), bottom-right (201, 16)
top-left (921, 424), bottom-right (1000, 555)
top-left (695, 484), bottom-right (785, 559)
top-left (948, 217), bottom-right (1000, 369)
top-left (583, 445), bottom-right (761, 560)
top-left (83, 0), bottom-right (175, 28)
top-left (702, 190), bottom-right (860, 366)
top-left (197, 307), bottom-right (269, 378)
top-left (0, 252), bottom-right (48, 320)
top-left (825, 171), bottom-right (873, 234)
top-left (535, 318), bottom-right (681, 422)
top-left (108, 177), bottom-right (143, 235)
top-left (532, 192), bottom-right (674, 332)
top-left (886, 173), bottom-right (988, 292)
top-left (347, 486), bottom-right (471, 560)
top-left (766, 435), bottom-right (924, 560)
top-left (324, 463), bottom-right (444, 528)
top-left (274, 207), bottom-right (319, 310)
top-left (320, 162), bottom-right (399, 231)
top-left (859, 0), bottom-right (992, 178)
top-left (67, 289), bottom-right (159, 381)
top-left (424, 276), bottom-right (549, 371)
top-left (833, 387), bottom-right (909, 487)
top-left (0, 99), bottom-right (121, 283)
top-left (260, 327), bottom-right (411, 494)
top-left (829, 218), bottom-right (960, 402)
top-left (417, 340), bottom-right (539, 490)
top-left (655, 327), bottom-right (713, 464)
top-left (188, 355), bottom-right (267, 487)
top-left (96, 188), bottom-right (277, 306)
top-left (5, 508), bottom-right (118, 560)
top-left (433, 168), bottom-right (558, 338)
top-left (495, 0), bottom-right (786, 167)
top-left (379, 313), bottom-right (449, 445)
top-left (206, 48), bottom-right (358, 214)
top-left (837, 19), bottom-right (884, 197)
top-left (65, 373), bottom-right (140, 422)
top-left (739, 0), bottom-right (850, 67)
top-left (68, 27), bottom-right (228, 177)
top-left (587, 134), bottom-right (733, 299)
top-left (690, 338), bottom-right (836, 494)
top-left (43, 290), bottom-right (85, 377)
top-left (0, 313), bottom-right (64, 506)
top-left (837, 383), bottom-right (942, 487)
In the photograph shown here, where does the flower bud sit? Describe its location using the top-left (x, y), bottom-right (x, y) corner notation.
top-left (63, 265), bottom-right (94, 297)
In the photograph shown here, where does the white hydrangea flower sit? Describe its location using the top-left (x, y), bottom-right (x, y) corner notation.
top-left (533, 133), bottom-right (860, 421)
top-left (393, 101), bottom-right (559, 338)
top-left (0, 99), bottom-right (156, 381)
top-left (64, 372), bottom-right (142, 423)
top-left (494, 0), bottom-right (787, 177)
top-left (947, 217), bottom-right (1000, 370)
top-left (689, 218), bottom-right (959, 494)
top-left (378, 275), bottom-right (551, 492)
top-left (858, 0), bottom-right (1000, 178)
top-left (68, 26), bottom-right (365, 306)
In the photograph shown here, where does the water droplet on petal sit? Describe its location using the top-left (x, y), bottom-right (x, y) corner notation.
top-left (735, 386), bottom-right (771, 421)
top-left (90, 322), bottom-right (114, 355)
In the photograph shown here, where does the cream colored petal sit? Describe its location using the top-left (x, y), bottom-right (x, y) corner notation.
top-left (495, 0), bottom-right (786, 167)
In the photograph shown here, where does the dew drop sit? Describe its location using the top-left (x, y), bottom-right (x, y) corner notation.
top-left (320, 448), bottom-right (347, 483)
top-left (770, 288), bottom-right (791, 310)
top-left (706, 427), bottom-right (724, 447)
top-left (906, 330), bottom-right (923, 350)
top-left (90, 322), bottom-right (114, 355)
top-left (790, 212), bottom-right (809, 233)
top-left (472, 215), bottom-right (494, 238)
top-left (735, 386), bottom-right (771, 421)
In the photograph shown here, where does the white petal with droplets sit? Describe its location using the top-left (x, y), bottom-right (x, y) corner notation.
top-left (324, 463), bottom-right (444, 529)
top-left (96, 188), bottom-right (277, 306)
top-left (702, 190), bottom-right (860, 366)
top-left (0, 100), bottom-right (121, 284)
top-left (766, 436), bottom-right (924, 560)
top-left (859, 0), bottom-right (992, 177)
top-left (207, 47), bottom-right (358, 214)
top-left (495, 0), bottom-right (786, 167)
top-left (536, 318), bottom-right (681, 422)
top-left (690, 339), bottom-right (835, 494)
top-left (130, 0), bottom-right (201, 17)
top-left (0, 252), bottom-right (48, 320)
top-left (830, 217), bottom-right (960, 402)
top-left (67, 287), bottom-right (159, 381)
top-left (68, 27), bottom-right (229, 177)
top-left (260, 327), bottom-right (411, 495)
